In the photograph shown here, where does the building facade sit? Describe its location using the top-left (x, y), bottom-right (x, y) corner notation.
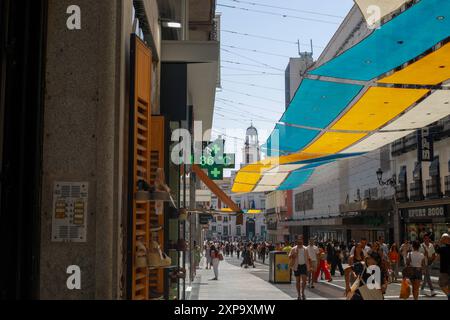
top-left (0, 0), bottom-right (220, 301)
top-left (392, 117), bottom-right (450, 242)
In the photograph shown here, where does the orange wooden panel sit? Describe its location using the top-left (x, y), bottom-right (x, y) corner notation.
top-left (131, 35), bottom-right (152, 300)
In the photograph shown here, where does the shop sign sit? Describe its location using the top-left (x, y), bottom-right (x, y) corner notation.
top-left (406, 206), bottom-right (447, 219)
top-left (417, 128), bottom-right (434, 162)
top-left (199, 213), bottom-right (212, 225)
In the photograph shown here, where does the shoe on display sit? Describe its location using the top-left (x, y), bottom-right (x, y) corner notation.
top-left (147, 241), bottom-right (172, 268)
top-left (150, 226), bottom-right (163, 232)
top-left (135, 240), bottom-right (148, 268)
top-left (430, 290), bottom-right (437, 297)
top-left (420, 289), bottom-right (426, 296)
top-left (155, 168), bottom-right (171, 193)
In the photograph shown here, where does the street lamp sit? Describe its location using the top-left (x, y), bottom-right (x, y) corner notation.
top-left (376, 168), bottom-right (399, 244)
top-left (376, 168), bottom-right (397, 187)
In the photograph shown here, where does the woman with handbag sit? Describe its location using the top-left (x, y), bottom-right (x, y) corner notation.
top-left (344, 251), bottom-right (386, 300)
top-left (406, 241), bottom-right (426, 300)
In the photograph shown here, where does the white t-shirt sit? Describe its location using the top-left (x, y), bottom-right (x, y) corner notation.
top-left (419, 243), bottom-right (435, 264)
top-left (297, 246), bottom-right (308, 265)
top-left (307, 245), bottom-right (319, 262)
top-left (350, 245), bottom-right (371, 257)
top-left (409, 251), bottom-right (424, 268)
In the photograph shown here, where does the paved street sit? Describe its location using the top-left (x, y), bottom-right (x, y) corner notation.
top-left (189, 255), bottom-right (447, 300)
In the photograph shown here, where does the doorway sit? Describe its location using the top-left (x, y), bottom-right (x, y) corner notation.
top-left (0, 0), bottom-right (47, 299)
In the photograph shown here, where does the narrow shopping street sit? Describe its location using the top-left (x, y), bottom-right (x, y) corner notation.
top-left (2, 0), bottom-right (450, 309)
top-left (190, 255), bottom-right (447, 301)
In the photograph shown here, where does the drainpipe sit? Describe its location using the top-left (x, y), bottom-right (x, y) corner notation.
top-left (181, 0), bottom-right (189, 41)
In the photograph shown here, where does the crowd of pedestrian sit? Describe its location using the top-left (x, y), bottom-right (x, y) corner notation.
top-left (202, 231), bottom-right (450, 300)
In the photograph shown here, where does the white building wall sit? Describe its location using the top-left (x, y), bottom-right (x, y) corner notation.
top-left (292, 149), bottom-right (394, 219)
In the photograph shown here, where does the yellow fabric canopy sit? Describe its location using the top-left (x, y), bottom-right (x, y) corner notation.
top-left (379, 42), bottom-right (450, 85)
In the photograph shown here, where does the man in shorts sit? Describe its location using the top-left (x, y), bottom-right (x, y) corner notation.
top-left (289, 235), bottom-right (311, 300)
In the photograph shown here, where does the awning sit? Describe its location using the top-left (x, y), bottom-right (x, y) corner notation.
top-left (354, 0), bottom-right (412, 28)
top-left (310, 0), bottom-right (450, 81)
top-left (232, 0), bottom-right (450, 193)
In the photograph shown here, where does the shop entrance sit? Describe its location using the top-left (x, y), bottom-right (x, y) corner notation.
top-left (0, 0), bottom-right (47, 299)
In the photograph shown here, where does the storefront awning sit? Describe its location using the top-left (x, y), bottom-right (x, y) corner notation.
top-left (232, 0), bottom-right (450, 193)
top-left (354, 0), bottom-right (412, 28)
top-left (310, 0), bottom-right (450, 81)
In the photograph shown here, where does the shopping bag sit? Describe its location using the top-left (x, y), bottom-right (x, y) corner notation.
top-left (346, 276), bottom-right (361, 300)
top-left (359, 285), bottom-right (384, 300)
top-left (399, 278), bottom-right (411, 299)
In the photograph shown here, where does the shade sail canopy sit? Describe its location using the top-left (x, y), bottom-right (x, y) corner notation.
top-left (303, 132), bottom-right (368, 154)
top-left (354, 0), bottom-right (412, 27)
top-left (341, 130), bottom-right (414, 153)
top-left (378, 42), bottom-right (450, 85)
top-left (278, 169), bottom-right (315, 191)
top-left (281, 79), bottom-right (364, 128)
top-left (382, 90), bottom-right (450, 131)
top-left (309, 0), bottom-right (450, 81)
top-left (268, 124), bottom-right (320, 154)
top-left (330, 87), bottom-right (429, 131)
top-left (232, 0), bottom-right (450, 194)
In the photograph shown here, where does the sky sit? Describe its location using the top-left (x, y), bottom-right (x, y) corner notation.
top-left (210, 0), bottom-right (355, 176)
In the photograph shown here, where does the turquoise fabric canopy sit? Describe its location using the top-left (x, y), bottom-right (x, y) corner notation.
top-left (277, 169), bottom-right (315, 191)
top-left (267, 124), bottom-right (320, 154)
top-left (309, 0), bottom-right (450, 81)
top-left (281, 79), bottom-right (363, 128)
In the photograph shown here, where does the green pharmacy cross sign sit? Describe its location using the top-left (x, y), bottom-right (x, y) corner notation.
top-left (196, 139), bottom-right (235, 180)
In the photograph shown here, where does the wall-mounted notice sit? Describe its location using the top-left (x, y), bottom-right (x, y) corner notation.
top-left (51, 182), bottom-right (88, 242)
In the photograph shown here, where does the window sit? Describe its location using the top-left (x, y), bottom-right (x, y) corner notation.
top-left (224, 216), bottom-right (228, 223)
top-left (236, 226), bottom-right (241, 236)
top-left (261, 200), bottom-right (266, 210)
top-left (212, 226), bottom-right (216, 232)
top-left (295, 189), bottom-right (314, 211)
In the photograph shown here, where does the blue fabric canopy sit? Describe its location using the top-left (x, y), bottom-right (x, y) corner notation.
top-left (309, 0), bottom-right (450, 81)
top-left (281, 79), bottom-right (363, 128)
top-left (277, 169), bottom-right (315, 191)
top-left (267, 124), bottom-right (320, 154)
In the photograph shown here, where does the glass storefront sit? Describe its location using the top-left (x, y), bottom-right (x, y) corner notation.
top-left (406, 222), bottom-right (450, 242)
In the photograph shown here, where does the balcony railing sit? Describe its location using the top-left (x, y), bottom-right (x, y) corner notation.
top-left (391, 132), bottom-right (418, 156)
top-left (396, 186), bottom-right (408, 202)
top-left (446, 176), bottom-right (450, 197)
top-left (409, 181), bottom-right (424, 201)
top-left (426, 179), bottom-right (442, 199)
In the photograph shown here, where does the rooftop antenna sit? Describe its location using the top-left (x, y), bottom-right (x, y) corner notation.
top-left (297, 39), bottom-right (314, 57)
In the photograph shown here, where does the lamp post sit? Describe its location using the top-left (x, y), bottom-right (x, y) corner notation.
top-left (376, 168), bottom-right (399, 244)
